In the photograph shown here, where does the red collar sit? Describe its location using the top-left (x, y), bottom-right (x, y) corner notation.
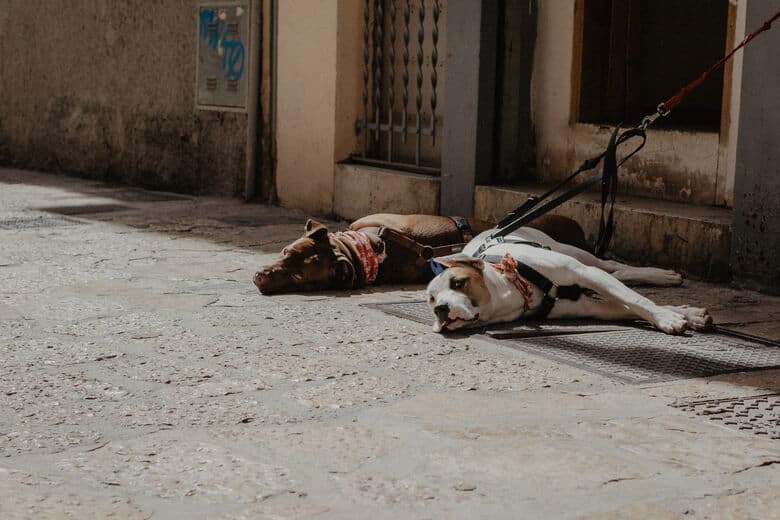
top-left (489, 252), bottom-right (533, 312)
top-left (329, 230), bottom-right (386, 285)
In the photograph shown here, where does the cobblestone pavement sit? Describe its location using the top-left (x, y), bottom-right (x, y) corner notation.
top-left (1, 168), bottom-right (779, 519)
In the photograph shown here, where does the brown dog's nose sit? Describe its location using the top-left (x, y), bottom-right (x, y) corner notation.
top-left (433, 304), bottom-right (450, 322)
top-left (253, 271), bottom-right (268, 291)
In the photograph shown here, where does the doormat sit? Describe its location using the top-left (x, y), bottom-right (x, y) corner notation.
top-left (364, 300), bottom-right (780, 384)
top-left (672, 393), bottom-right (780, 439)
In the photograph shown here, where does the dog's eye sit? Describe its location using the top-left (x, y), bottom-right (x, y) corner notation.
top-left (428, 295), bottom-right (435, 304)
top-left (450, 278), bottom-right (467, 290)
top-left (282, 248), bottom-right (290, 256)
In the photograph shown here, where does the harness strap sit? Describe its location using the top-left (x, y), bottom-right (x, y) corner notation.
top-left (480, 253), bottom-right (582, 319)
top-left (449, 216), bottom-right (474, 242)
top-left (378, 227), bottom-right (465, 265)
top-left (378, 217), bottom-right (474, 265)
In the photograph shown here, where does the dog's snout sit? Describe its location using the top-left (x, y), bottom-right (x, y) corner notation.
top-left (253, 269), bottom-right (279, 293)
top-left (433, 304), bottom-right (450, 322)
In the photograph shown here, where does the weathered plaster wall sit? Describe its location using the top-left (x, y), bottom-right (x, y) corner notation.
top-left (730, 0), bottom-right (780, 293)
top-left (0, 1), bottom-right (247, 196)
top-left (274, 0), bottom-right (362, 216)
top-left (531, 0), bottom-right (743, 207)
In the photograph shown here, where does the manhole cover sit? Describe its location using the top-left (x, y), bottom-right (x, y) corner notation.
top-left (672, 393), bottom-right (780, 439)
top-left (0, 215), bottom-right (85, 230)
top-left (37, 204), bottom-right (133, 215)
top-left (503, 331), bottom-right (780, 384)
top-left (365, 300), bottom-right (780, 384)
top-left (363, 301), bottom-right (433, 324)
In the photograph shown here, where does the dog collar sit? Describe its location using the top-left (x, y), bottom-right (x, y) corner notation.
top-left (488, 253), bottom-right (534, 313)
top-left (481, 252), bottom-right (582, 319)
top-left (329, 230), bottom-right (386, 285)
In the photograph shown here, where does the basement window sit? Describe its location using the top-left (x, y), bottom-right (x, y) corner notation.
top-left (578, 0), bottom-right (729, 130)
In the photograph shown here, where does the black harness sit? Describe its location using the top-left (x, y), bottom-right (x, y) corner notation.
top-left (480, 245), bottom-right (583, 319)
top-left (469, 125), bottom-right (647, 317)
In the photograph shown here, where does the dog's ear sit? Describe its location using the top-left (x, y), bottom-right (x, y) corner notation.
top-left (304, 219), bottom-right (329, 240)
top-left (432, 253), bottom-right (484, 270)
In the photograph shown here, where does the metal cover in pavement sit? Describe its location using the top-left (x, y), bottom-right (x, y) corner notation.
top-left (501, 331), bottom-right (780, 384)
top-left (672, 393), bottom-right (780, 439)
top-left (365, 300), bottom-right (780, 384)
top-left (0, 215), bottom-right (85, 230)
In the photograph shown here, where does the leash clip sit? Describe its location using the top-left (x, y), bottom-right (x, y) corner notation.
top-left (640, 103), bottom-right (671, 131)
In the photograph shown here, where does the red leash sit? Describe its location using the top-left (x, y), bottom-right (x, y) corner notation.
top-left (643, 8), bottom-right (780, 127)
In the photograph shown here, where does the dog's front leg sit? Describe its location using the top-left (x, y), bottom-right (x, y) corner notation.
top-left (547, 296), bottom-right (637, 321)
top-left (569, 265), bottom-right (689, 333)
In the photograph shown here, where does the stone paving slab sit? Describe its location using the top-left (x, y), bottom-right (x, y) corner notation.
top-left (1, 168), bottom-right (779, 519)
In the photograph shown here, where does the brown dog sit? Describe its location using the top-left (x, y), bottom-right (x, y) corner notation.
top-left (253, 214), bottom-right (588, 294)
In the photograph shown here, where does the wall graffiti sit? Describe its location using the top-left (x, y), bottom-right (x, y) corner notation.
top-left (199, 8), bottom-right (245, 81)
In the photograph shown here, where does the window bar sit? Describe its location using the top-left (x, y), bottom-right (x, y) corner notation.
top-left (373, 0), bottom-right (384, 143)
top-left (429, 0), bottom-right (439, 145)
top-left (362, 0), bottom-right (371, 157)
top-left (402, 0), bottom-right (411, 143)
top-left (387, 0), bottom-right (397, 162)
top-left (415, 0), bottom-right (425, 166)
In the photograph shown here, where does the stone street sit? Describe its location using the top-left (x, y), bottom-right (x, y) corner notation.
top-left (1, 168), bottom-right (779, 519)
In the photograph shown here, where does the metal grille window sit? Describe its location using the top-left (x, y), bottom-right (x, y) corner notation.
top-left (354, 0), bottom-right (445, 174)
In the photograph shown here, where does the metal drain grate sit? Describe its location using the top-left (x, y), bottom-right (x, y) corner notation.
top-left (365, 300), bottom-right (780, 384)
top-left (37, 204), bottom-right (133, 215)
top-left (503, 331), bottom-right (780, 384)
top-left (672, 393), bottom-right (780, 439)
top-left (363, 300), bottom-right (433, 325)
top-left (0, 215), bottom-right (85, 230)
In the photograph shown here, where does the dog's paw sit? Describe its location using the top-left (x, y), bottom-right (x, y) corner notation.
top-left (652, 308), bottom-right (689, 334)
top-left (651, 269), bottom-right (684, 287)
top-left (636, 267), bottom-right (683, 287)
top-left (663, 305), bottom-right (713, 331)
top-left (612, 267), bottom-right (683, 287)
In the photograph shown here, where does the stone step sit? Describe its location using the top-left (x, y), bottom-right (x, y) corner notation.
top-left (334, 164), bottom-right (733, 281)
top-left (477, 185), bottom-right (732, 281)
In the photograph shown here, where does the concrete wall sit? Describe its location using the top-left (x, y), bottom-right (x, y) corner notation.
top-left (0, 1), bottom-right (248, 196)
top-left (274, 0), bottom-right (362, 216)
top-left (530, 0), bottom-right (745, 207)
top-left (730, 0), bottom-right (780, 293)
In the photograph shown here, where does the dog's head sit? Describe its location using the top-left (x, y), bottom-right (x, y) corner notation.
top-left (253, 219), bottom-right (356, 294)
top-left (426, 253), bottom-right (492, 332)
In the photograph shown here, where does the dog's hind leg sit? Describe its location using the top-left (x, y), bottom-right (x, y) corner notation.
top-left (541, 240), bottom-right (683, 287)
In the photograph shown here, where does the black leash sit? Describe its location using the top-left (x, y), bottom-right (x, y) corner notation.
top-left (484, 125), bottom-right (647, 258)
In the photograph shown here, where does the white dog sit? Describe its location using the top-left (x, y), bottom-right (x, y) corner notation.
top-left (426, 226), bottom-right (712, 334)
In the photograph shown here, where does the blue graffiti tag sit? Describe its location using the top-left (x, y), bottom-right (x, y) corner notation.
top-left (199, 9), bottom-right (246, 81)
